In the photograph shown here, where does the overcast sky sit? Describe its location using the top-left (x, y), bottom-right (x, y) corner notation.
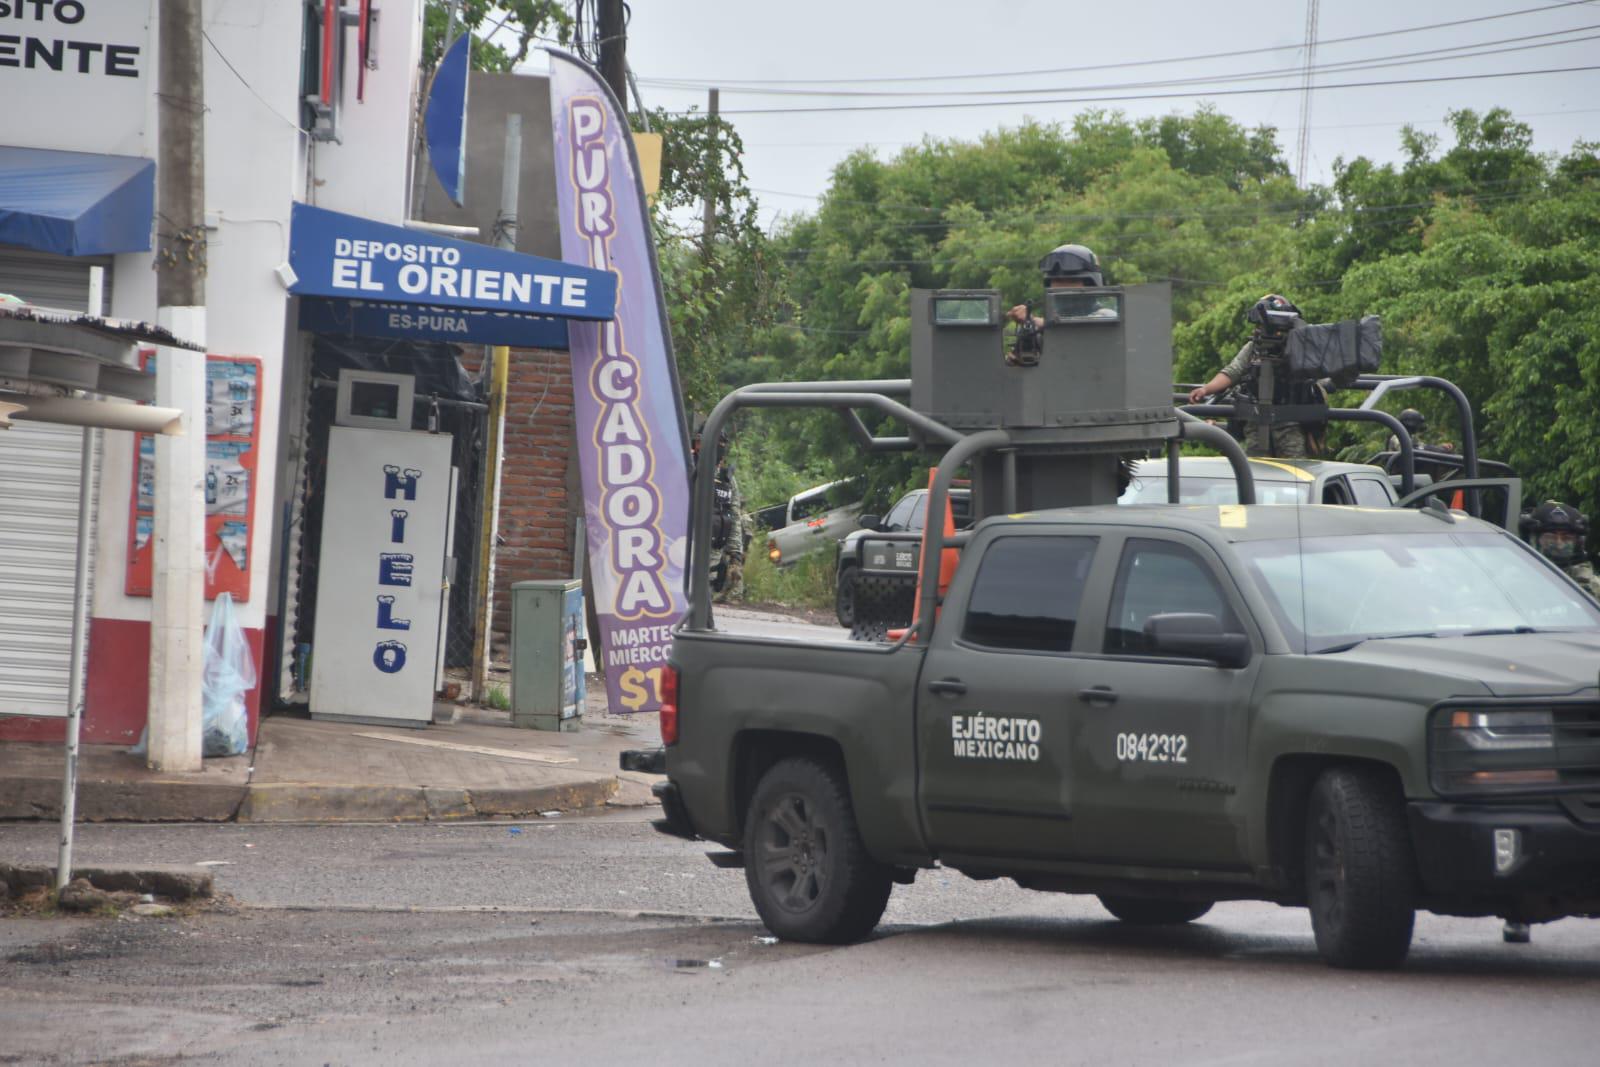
top-left (522, 0), bottom-right (1600, 229)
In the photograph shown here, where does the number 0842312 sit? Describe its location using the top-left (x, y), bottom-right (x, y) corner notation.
top-left (1116, 732), bottom-right (1188, 763)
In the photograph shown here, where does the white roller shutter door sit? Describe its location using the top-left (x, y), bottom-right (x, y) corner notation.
top-left (0, 250), bottom-right (108, 718)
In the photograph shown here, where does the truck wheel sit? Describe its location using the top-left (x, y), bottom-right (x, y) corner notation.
top-left (743, 757), bottom-right (892, 944)
top-left (1097, 895), bottom-right (1213, 925)
top-left (835, 565), bottom-right (857, 627)
top-left (1305, 766), bottom-right (1416, 970)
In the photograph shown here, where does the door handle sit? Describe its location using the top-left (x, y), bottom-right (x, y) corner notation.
top-left (928, 678), bottom-right (967, 696)
top-left (1078, 686), bottom-right (1118, 705)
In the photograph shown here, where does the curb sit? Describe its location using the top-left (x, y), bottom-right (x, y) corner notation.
top-left (236, 775), bottom-right (620, 823)
top-left (1, 861), bottom-right (215, 900)
top-left (0, 776), bottom-right (246, 823)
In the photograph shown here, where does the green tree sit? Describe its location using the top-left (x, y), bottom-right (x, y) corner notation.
top-left (762, 109), bottom-right (1303, 504)
top-left (638, 105), bottom-right (785, 415)
top-left (420, 1), bottom-right (572, 73)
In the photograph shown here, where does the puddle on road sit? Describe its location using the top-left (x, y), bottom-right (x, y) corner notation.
top-left (669, 957), bottom-right (724, 971)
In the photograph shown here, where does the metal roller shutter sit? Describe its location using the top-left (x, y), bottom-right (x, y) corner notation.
top-left (0, 423), bottom-right (99, 716)
top-left (0, 250), bottom-right (108, 718)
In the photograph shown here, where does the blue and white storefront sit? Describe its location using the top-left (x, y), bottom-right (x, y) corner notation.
top-left (0, 0), bottom-right (617, 755)
top-left (278, 203), bottom-right (613, 725)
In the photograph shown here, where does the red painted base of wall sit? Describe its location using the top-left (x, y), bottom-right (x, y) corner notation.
top-left (0, 617), bottom-right (265, 747)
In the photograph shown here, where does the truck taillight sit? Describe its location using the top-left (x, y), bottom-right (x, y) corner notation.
top-left (659, 665), bottom-right (680, 746)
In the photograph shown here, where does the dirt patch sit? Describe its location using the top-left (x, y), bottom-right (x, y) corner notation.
top-left (735, 599), bottom-right (838, 627)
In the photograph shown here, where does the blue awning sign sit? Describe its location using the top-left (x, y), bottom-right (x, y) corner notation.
top-left (288, 202), bottom-right (616, 322)
top-left (0, 146), bottom-right (155, 256)
top-left (297, 297), bottom-right (569, 349)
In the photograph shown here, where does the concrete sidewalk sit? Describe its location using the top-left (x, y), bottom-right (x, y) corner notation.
top-left (0, 692), bottom-right (664, 824)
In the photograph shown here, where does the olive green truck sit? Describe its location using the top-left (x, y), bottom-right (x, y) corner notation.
top-left (630, 502), bottom-right (1600, 970)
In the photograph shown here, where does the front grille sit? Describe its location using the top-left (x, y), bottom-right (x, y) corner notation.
top-left (1430, 702), bottom-right (1600, 798)
top-left (1553, 706), bottom-right (1600, 788)
top-left (1559, 793), bottom-right (1600, 826)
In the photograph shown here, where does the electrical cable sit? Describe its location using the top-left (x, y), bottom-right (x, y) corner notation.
top-left (750, 165), bottom-right (1594, 219)
top-left (689, 64), bottom-right (1600, 117)
top-left (638, 0), bottom-right (1599, 87)
top-left (641, 24), bottom-right (1600, 99)
top-left (203, 29), bottom-right (309, 136)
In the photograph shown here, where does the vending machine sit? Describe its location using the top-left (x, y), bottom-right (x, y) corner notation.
top-left (310, 371), bottom-right (455, 726)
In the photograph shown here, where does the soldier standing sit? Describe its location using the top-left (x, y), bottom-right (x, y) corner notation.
top-left (711, 443), bottom-right (746, 604)
top-left (1386, 408), bottom-right (1456, 455)
top-left (1503, 497), bottom-right (1599, 946)
top-left (1521, 500), bottom-right (1600, 600)
top-left (1005, 244), bottom-right (1114, 365)
top-left (1188, 294), bottom-right (1322, 458)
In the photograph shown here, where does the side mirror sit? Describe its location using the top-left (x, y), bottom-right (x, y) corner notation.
top-left (858, 514), bottom-right (882, 532)
top-left (1143, 612), bottom-right (1252, 669)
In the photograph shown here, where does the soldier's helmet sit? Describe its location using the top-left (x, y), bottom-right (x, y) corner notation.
top-left (1520, 499), bottom-right (1588, 565)
top-left (1398, 409), bottom-right (1425, 435)
top-left (1246, 293), bottom-right (1301, 335)
top-left (1039, 244), bottom-right (1103, 287)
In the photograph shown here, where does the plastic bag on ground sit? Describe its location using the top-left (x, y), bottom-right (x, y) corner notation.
top-left (201, 593), bottom-right (256, 757)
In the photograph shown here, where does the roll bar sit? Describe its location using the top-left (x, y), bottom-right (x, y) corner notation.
top-left (1353, 375), bottom-right (1478, 481)
top-left (1179, 404), bottom-right (1418, 496)
top-left (689, 382), bottom-right (1258, 640)
top-left (689, 383), bottom-right (961, 631)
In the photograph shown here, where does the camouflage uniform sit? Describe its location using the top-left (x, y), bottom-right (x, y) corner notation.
top-left (1218, 341), bottom-right (1309, 459)
top-left (1566, 561), bottom-right (1600, 602)
top-left (713, 467), bottom-right (746, 603)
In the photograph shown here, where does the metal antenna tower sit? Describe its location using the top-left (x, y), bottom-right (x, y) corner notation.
top-left (1295, 0), bottom-right (1321, 187)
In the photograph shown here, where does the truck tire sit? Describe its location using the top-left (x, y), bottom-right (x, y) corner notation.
top-left (1097, 895), bottom-right (1213, 925)
top-left (743, 757), bottom-right (892, 944)
top-left (835, 564), bottom-right (857, 628)
top-left (1305, 766), bottom-right (1416, 970)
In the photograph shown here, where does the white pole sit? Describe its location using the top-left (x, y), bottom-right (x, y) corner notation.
top-left (56, 265), bottom-right (104, 891)
top-left (55, 423), bottom-right (98, 891)
top-left (146, 323), bottom-right (207, 773)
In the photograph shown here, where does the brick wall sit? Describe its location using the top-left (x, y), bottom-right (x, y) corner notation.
top-left (467, 346), bottom-right (578, 648)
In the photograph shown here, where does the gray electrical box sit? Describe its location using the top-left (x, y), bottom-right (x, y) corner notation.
top-left (909, 283), bottom-right (1177, 448)
top-left (510, 579), bottom-right (585, 732)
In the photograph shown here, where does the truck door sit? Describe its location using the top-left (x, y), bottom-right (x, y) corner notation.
top-left (1397, 477), bottom-right (1523, 530)
top-left (916, 531), bottom-right (1101, 861)
top-left (1068, 535), bottom-right (1260, 871)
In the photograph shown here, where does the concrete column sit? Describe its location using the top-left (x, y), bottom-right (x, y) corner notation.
top-left (146, 307), bottom-right (207, 772)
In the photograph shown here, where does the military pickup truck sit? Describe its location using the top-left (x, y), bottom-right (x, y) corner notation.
top-left (639, 502), bottom-right (1600, 970)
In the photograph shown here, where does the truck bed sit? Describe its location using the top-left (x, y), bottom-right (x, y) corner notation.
top-left (668, 627), bottom-right (930, 864)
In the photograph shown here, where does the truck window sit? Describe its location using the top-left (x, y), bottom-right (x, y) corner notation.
top-left (885, 495), bottom-right (920, 531)
top-left (1105, 540), bottom-right (1239, 655)
top-left (961, 536), bottom-right (1097, 652)
top-left (1350, 476), bottom-right (1393, 507)
top-left (790, 491), bottom-right (826, 522)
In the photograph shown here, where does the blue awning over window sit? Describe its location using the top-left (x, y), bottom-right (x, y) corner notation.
top-left (0, 146), bottom-right (156, 257)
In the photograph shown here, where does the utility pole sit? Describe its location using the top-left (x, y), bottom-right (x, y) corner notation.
top-left (702, 88), bottom-right (719, 255)
top-left (470, 115), bottom-right (521, 703)
top-left (149, 0), bottom-right (208, 773)
top-left (597, 0), bottom-right (627, 101)
top-left (1295, 0), bottom-right (1321, 188)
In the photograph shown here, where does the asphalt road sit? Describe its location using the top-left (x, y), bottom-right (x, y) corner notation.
top-left (3, 813), bottom-right (1598, 1066)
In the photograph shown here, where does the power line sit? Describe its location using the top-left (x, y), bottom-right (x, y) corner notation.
top-left (202, 29), bottom-right (308, 136)
top-left (752, 165), bottom-right (1595, 219)
top-left (1296, 0), bottom-right (1322, 187)
top-left (645, 24), bottom-right (1600, 100)
top-left (690, 64), bottom-right (1600, 117)
top-left (638, 0), bottom-right (1598, 88)
top-left (743, 105), bottom-right (1600, 149)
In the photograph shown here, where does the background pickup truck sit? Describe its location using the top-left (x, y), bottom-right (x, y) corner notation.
top-left (644, 503), bottom-right (1600, 970)
top-left (762, 479), bottom-right (864, 568)
top-left (834, 487), bottom-right (972, 629)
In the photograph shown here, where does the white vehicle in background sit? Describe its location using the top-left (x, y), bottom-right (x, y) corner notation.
top-left (761, 479), bottom-right (863, 568)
